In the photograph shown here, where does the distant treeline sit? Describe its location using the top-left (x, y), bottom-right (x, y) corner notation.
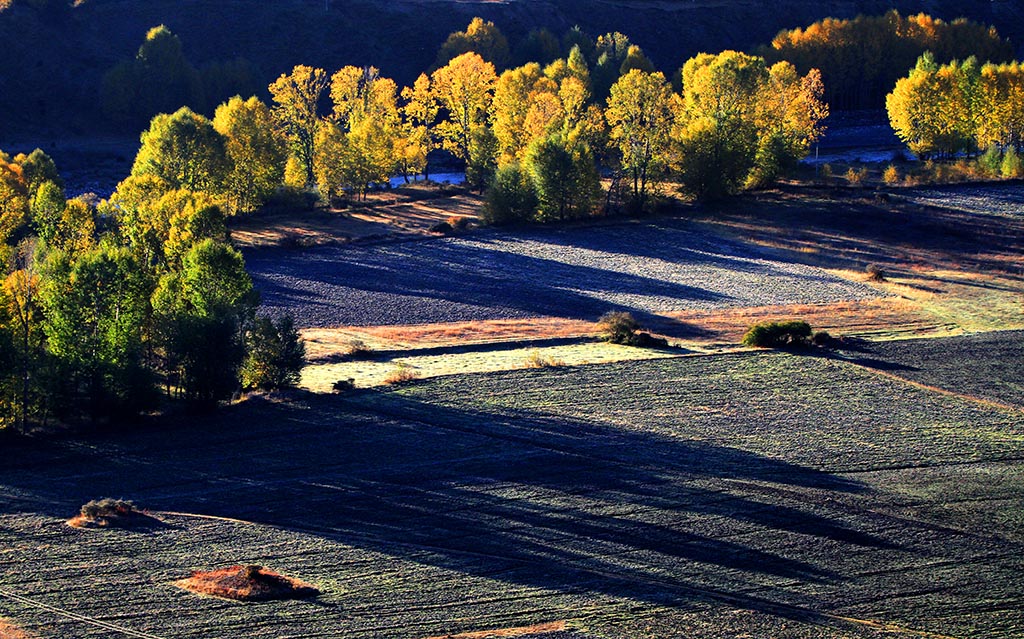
top-left (759, 10), bottom-right (1014, 111)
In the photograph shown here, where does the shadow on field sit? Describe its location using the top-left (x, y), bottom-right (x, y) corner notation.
top-left (699, 185), bottom-right (1024, 277)
top-left (0, 384), bottom-right (892, 625)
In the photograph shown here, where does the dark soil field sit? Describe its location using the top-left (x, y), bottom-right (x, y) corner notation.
top-left (246, 218), bottom-right (884, 329)
top-left (0, 333), bottom-right (1021, 638)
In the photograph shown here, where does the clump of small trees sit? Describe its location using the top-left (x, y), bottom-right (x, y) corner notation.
top-left (0, 144), bottom-right (305, 433)
top-left (887, 54), bottom-right (1024, 164)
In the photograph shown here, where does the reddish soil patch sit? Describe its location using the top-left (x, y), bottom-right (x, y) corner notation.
top-left (657, 297), bottom-right (939, 343)
top-left (0, 619), bottom-right (36, 639)
top-left (175, 565), bottom-right (319, 601)
top-left (230, 189), bottom-right (481, 249)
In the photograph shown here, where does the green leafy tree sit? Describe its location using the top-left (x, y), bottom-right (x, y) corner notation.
top-left (240, 315), bottom-right (305, 391)
top-left (525, 133), bottom-right (600, 221)
top-left (130, 107), bottom-right (231, 194)
top-left (39, 245), bottom-right (154, 422)
top-left (101, 25), bottom-right (202, 129)
top-left (152, 239), bottom-right (256, 408)
top-left (482, 162), bottom-right (538, 225)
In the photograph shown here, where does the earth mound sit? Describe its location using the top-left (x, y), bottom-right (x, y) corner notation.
top-left (175, 565), bottom-right (319, 602)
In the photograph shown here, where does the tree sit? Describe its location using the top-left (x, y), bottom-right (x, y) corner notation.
top-left (101, 25), bottom-right (202, 129)
top-left (269, 65), bottom-right (328, 186)
top-left (213, 96), bottom-right (287, 214)
top-left (605, 69), bottom-right (674, 211)
top-left (492, 63), bottom-right (551, 164)
top-left (482, 162), bottom-right (538, 225)
top-left (29, 180), bottom-right (65, 245)
top-left (513, 28), bottom-right (561, 67)
top-left (152, 238), bottom-right (256, 408)
top-left (434, 17), bottom-right (510, 70)
top-left (130, 107), bottom-right (231, 194)
top-left (39, 245), bottom-right (154, 422)
top-left (0, 159), bottom-right (29, 247)
top-left (431, 52), bottom-right (497, 179)
top-left (240, 315), bottom-right (305, 391)
top-left (401, 73), bottom-right (439, 179)
top-left (326, 67), bottom-right (401, 196)
top-left (761, 11), bottom-right (1013, 110)
top-left (886, 54), bottom-right (978, 159)
top-left (525, 132), bottom-right (600, 221)
top-left (674, 50), bottom-right (826, 198)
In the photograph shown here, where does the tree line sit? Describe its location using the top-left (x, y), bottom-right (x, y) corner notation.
top-left (886, 53), bottom-right (1024, 170)
top-left (760, 10), bottom-right (1013, 111)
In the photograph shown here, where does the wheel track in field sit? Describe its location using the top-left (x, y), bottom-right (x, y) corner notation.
top-left (0, 586), bottom-right (167, 639)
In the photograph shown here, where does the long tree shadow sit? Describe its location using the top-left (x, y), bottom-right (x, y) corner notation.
top-left (0, 382), bottom-right (904, 627)
top-left (245, 222), bottom-right (877, 329)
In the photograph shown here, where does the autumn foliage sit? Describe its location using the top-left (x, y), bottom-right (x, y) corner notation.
top-left (762, 11), bottom-right (1013, 110)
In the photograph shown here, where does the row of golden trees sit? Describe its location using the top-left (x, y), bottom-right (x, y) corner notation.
top-left (252, 46), bottom-right (826, 220)
top-left (761, 10), bottom-right (1013, 110)
top-left (98, 40), bottom-right (826, 226)
top-left (886, 53), bottom-right (1024, 159)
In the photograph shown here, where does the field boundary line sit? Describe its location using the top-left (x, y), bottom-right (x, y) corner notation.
top-left (843, 361), bottom-right (1024, 415)
top-left (0, 587), bottom-right (167, 639)
top-left (831, 614), bottom-right (961, 639)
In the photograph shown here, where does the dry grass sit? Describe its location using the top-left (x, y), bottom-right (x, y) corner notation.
top-left (524, 350), bottom-right (567, 368)
top-left (0, 619), bottom-right (36, 639)
top-left (382, 362), bottom-right (421, 384)
top-left (418, 621), bottom-right (568, 639)
top-left (175, 565), bottom-right (318, 602)
top-left (230, 191), bottom-right (482, 249)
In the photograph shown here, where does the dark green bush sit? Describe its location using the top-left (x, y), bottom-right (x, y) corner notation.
top-left (741, 320), bottom-right (812, 348)
top-left (241, 315), bottom-right (306, 391)
top-left (482, 163), bottom-right (538, 225)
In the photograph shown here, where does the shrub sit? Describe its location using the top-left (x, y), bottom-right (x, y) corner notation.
top-left (865, 263), bottom-right (886, 281)
top-left (447, 215), bottom-right (469, 230)
top-left (482, 163), bottom-right (537, 225)
top-left (427, 221), bottom-right (453, 234)
top-left (1001, 146), bottom-right (1023, 178)
top-left (342, 339), bottom-right (372, 360)
top-left (597, 311), bottom-right (640, 345)
top-left (741, 320), bottom-right (812, 348)
top-left (811, 330), bottom-right (833, 347)
top-left (524, 350), bottom-right (566, 368)
top-left (845, 166), bottom-right (868, 185)
top-left (383, 362), bottom-right (419, 384)
top-left (332, 378), bottom-right (356, 393)
top-left (979, 144), bottom-right (1003, 176)
top-left (819, 163), bottom-right (833, 181)
top-left (241, 315), bottom-right (306, 391)
top-left (882, 164), bottom-right (900, 184)
top-left (80, 498), bottom-right (136, 520)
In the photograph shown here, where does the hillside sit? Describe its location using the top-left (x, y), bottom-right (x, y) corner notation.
top-left (1, 0), bottom-right (1023, 135)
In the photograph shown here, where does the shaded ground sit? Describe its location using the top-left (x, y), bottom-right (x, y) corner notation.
top-left (247, 218), bottom-right (883, 329)
top-left (0, 334), bottom-right (1021, 638)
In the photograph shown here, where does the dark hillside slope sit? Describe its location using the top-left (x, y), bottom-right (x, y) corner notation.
top-left (1, 0), bottom-right (1023, 135)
